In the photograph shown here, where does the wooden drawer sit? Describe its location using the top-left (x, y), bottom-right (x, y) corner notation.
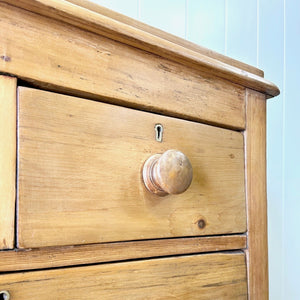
top-left (17, 87), bottom-right (246, 248)
top-left (0, 252), bottom-right (247, 299)
top-left (0, 0), bottom-right (280, 298)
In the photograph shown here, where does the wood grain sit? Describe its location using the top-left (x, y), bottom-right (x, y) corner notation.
top-left (0, 2), bottom-right (246, 130)
top-left (17, 87), bottom-right (246, 248)
top-left (244, 89), bottom-right (268, 299)
top-left (0, 75), bottom-right (16, 249)
top-left (1, 0), bottom-right (279, 98)
top-left (0, 252), bottom-right (248, 299)
top-left (66, 0), bottom-right (264, 77)
top-left (0, 235), bottom-right (246, 272)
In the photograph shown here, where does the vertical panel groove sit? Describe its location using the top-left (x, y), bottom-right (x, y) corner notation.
top-left (137, 0), bottom-right (141, 20)
top-left (256, 0), bottom-right (259, 67)
top-left (225, 0), bottom-right (228, 55)
top-left (184, 0), bottom-right (188, 39)
top-left (282, 0), bottom-right (286, 298)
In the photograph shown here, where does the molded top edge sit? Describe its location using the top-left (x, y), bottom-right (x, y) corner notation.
top-left (2, 0), bottom-right (280, 97)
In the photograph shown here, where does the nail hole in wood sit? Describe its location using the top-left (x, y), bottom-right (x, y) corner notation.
top-left (197, 219), bottom-right (206, 229)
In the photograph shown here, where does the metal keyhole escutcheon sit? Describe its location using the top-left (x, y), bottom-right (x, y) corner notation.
top-left (155, 124), bottom-right (163, 142)
top-left (0, 291), bottom-right (10, 300)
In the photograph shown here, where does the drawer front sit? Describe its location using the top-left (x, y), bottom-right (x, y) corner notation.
top-left (0, 253), bottom-right (247, 299)
top-left (17, 87), bottom-right (246, 248)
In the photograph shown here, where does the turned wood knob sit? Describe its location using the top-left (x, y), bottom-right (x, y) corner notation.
top-left (142, 150), bottom-right (193, 196)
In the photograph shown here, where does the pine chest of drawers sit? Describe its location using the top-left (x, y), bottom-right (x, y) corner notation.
top-left (0, 0), bottom-right (279, 299)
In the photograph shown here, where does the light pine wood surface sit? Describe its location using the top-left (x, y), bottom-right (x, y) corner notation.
top-left (66, 0), bottom-right (263, 77)
top-left (0, 252), bottom-right (248, 299)
top-left (0, 75), bottom-right (16, 249)
top-left (0, 2), bottom-right (247, 130)
top-left (2, 0), bottom-right (279, 98)
top-left (244, 89), bottom-right (268, 299)
top-left (17, 87), bottom-right (246, 248)
top-left (0, 3), bottom-right (277, 298)
top-left (0, 235), bottom-right (246, 272)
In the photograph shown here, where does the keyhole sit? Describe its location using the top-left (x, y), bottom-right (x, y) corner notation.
top-left (0, 291), bottom-right (10, 300)
top-left (155, 124), bottom-right (163, 142)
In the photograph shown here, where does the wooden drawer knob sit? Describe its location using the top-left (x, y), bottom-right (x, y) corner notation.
top-left (142, 150), bottom-right (193, 196)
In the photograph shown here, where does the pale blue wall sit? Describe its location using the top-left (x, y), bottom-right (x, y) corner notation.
top-left (90, 1), bottom-right (299, 298)
top-left (284, 2), bottom-right (300, 299)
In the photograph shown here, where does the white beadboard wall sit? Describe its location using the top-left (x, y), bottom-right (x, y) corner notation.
top-left (90, 1), bottom-right (299, 299)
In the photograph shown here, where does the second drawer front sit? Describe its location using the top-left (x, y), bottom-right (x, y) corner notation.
top-left (17, 87), bottom-right (246, 248)
top-left (0, 253), bottom-right (247, 299)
